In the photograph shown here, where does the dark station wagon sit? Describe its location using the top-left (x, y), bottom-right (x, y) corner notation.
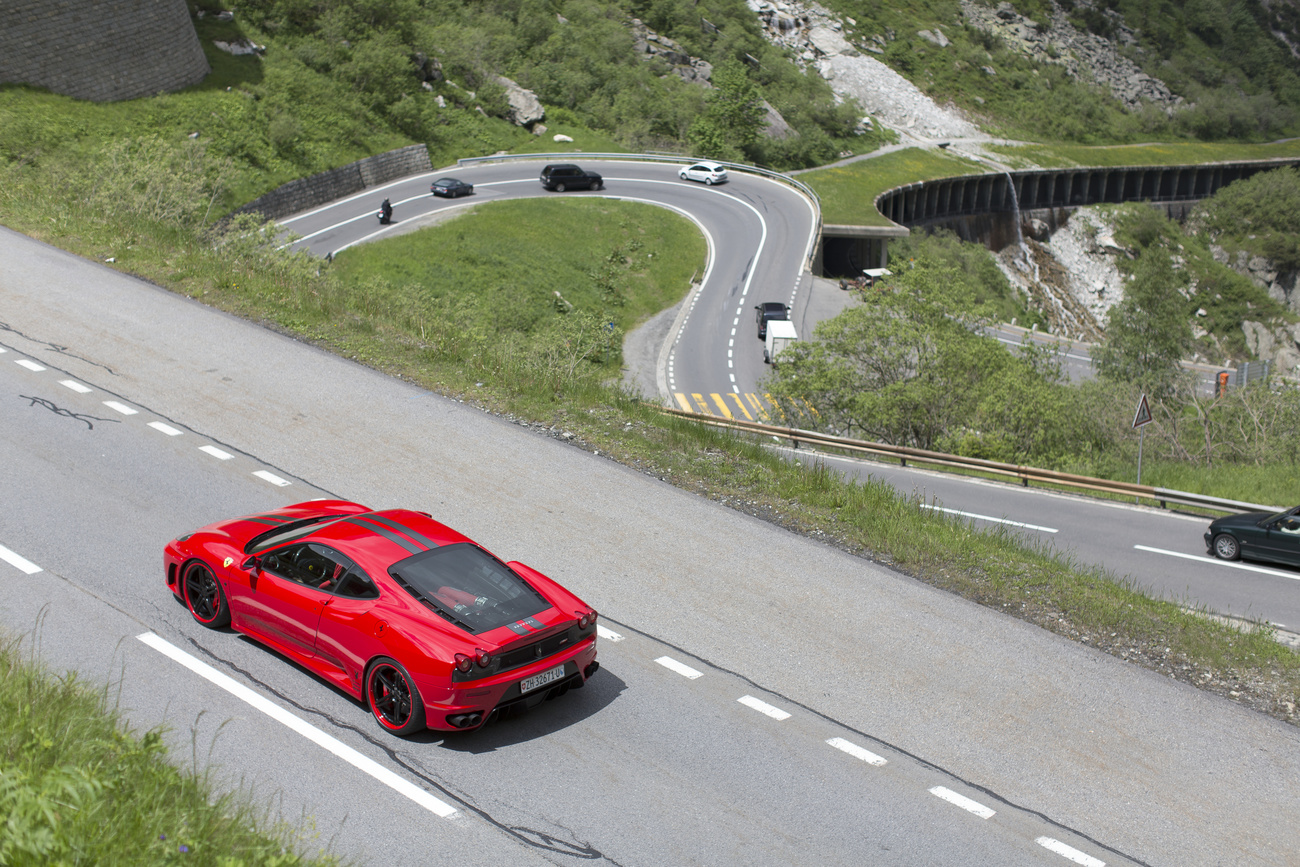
top-left (539, 164), bottom-right (604, 192)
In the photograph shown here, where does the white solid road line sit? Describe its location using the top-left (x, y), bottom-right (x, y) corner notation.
top-left (826, 737), bottom-right (887, 766)
top-left (737, 695), bottom-right (791, 720)
top-left (1036, 836), bottom-right (1106, 866)
top-left (137, 633), bottom-right (458, 818)
top-left (0, 543), bottom-right (42, 575)
top-left (921, 503), bottom-right (1058, 533)
top-left (654, 656), bottom-right (703, 679)
top-left (929, 786), bottom-right (996, 819)
top-left (1135, 544), bottom-right (1300, 581)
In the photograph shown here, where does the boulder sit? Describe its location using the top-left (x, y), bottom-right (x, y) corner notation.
top-left (495, 75), bottom-right (544, 127)
top-left (762, 100), bottom-right (796, 139)
top-left (917, 29), bottom-right (950, 48)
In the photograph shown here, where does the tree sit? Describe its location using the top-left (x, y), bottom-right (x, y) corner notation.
top-left (1094, 246), bottom-right (1193, 399)
top-left (687, 59), bottom-right (765, 160)
top-left (764, 268), bottom-right (1010, 449)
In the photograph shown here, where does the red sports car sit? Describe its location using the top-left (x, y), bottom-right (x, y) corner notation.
top-left (164, 500), bottom-right (599, 735)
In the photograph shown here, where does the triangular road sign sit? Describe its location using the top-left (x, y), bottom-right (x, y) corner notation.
top-left (1132, 393), bottom-right (1153, 428)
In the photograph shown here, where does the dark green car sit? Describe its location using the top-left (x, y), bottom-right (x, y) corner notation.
top-left (1205, 506), bottom-right (1300, 566)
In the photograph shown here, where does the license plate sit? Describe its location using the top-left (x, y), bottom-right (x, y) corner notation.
top-left (520, 664), bottom-right (566, 694)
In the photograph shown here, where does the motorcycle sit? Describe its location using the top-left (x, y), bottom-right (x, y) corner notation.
top-left (377, 199), bottom-right (393, 224)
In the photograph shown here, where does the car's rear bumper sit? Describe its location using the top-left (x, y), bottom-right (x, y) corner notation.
top-left (422, 636), bottom-right (598, 731)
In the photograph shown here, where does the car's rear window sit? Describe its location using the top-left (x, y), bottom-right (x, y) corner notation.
top-left (389, 543), bottom-right (549, 634)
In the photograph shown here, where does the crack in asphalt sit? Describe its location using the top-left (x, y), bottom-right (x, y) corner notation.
top-left (21, 394), bottom-right (120, 430)
top-left (1, 320), bottom-right (119, 375)
top-left (178, 634), bottom-right (622, 864)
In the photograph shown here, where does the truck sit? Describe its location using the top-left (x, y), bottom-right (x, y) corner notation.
top-left (764, 319), bottom-right (798, 364)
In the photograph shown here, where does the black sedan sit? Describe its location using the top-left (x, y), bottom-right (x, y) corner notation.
top-left (431, 177), bottom-right (474, 197)
top-left (1205, 506), bottom-right (1300, 566)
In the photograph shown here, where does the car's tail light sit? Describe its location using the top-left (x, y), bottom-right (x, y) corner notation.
top-left (576, 609), bottom-right (597, 629)
top-left (474, 648), bottom-right (492, 668)
top-left (454, 653), bottom-right (473, 674)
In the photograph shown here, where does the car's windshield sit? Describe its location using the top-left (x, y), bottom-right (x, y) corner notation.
top-left (389, 543), bottom-right (549, 634)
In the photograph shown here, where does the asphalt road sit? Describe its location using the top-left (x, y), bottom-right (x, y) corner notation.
top-left (3, 227), bottom-right (1300, 865)
top-left (281, 159), bottom-right (818, 410)
top-left (781, 447), bottom-right (1300, 632)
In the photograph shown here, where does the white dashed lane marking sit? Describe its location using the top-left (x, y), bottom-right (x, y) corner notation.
top-left (827, 736), bottom-right (887, 766)
top-left (148, 421), bottom-right (183, 436)
top-left (137, 633), bottom-right (458, 818)
top-left (0, 544), bottom-right (42, 575)
top-left (1037, 837), bottom-right (1106, 866)
top-left (15, 359), bottom-right (45, 371)
top-left (199, 445), bottom-right (234, 460)
top-left (930, 786), bottom-right (996, 819)
top-left (655, 656), bottom-right (703, 679)
top-left (596, 624), bottom-right (623, 642)
top-left (737, 695), bottom-right (791, 720)
top-left (253, 470), bottom-right (292, 487)
top-left (103, 401), bottom-right (138, 415)
top-left (59, 379), bottom-right (92, 393)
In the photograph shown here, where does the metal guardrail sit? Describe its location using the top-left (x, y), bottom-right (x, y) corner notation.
top-left (658, 408), bottom-right (1283, 515)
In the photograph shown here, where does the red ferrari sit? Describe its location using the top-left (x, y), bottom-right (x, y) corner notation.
top-left (164, 500), bottom-right (599, 735)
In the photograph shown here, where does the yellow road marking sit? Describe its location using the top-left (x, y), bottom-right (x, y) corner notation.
top-left (726, 393), bottom-right (753, 421)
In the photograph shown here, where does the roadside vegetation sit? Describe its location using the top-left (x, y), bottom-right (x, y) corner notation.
top-left (3, 0), bottom-right (1300, 856)
top-left (0, 636), bottom-right (341, 866)
top-left (989, 139), bottom-right (1300, 170)
top-left (770, 190), bottom-right (1300, 504)
top-left (819, 0), bottom-right (1300, 144)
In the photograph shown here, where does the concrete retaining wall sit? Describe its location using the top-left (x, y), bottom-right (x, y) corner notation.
top-left (236, 145), bottom-right (433, 221)
top-left (0, 0), bottom-right (209, 102)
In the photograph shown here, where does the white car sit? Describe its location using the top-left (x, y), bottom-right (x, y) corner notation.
top-left (679, 161), bottom-right (729, 185)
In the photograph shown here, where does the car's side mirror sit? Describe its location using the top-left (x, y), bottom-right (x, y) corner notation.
top-left (241, 556), bottom-right (261, 572)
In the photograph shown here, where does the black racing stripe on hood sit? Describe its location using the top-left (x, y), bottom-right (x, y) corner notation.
top-left (345, 517), bottom-right (426, 554)
top-left (363, 514), bottom-right (442, 550)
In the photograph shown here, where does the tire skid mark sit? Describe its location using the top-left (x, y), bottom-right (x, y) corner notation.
top-left (21, 395), bottom-right (120, 430)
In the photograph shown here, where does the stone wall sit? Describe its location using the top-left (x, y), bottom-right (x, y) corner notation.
top-left (0, 0), bottom-right (209, 102)
top-left (237, 145), bottom-right (434, 221)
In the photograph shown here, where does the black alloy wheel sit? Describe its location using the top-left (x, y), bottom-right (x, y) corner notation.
top-left (1213, 533), bottom-right (1241, 561)
top-left (366, 658), bottom-right (426, 736)
top-left (183, 561), bottom-right (230, 628)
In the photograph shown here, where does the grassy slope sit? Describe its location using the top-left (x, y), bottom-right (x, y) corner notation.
top-left (0, 638), bottom-right (342, 866)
